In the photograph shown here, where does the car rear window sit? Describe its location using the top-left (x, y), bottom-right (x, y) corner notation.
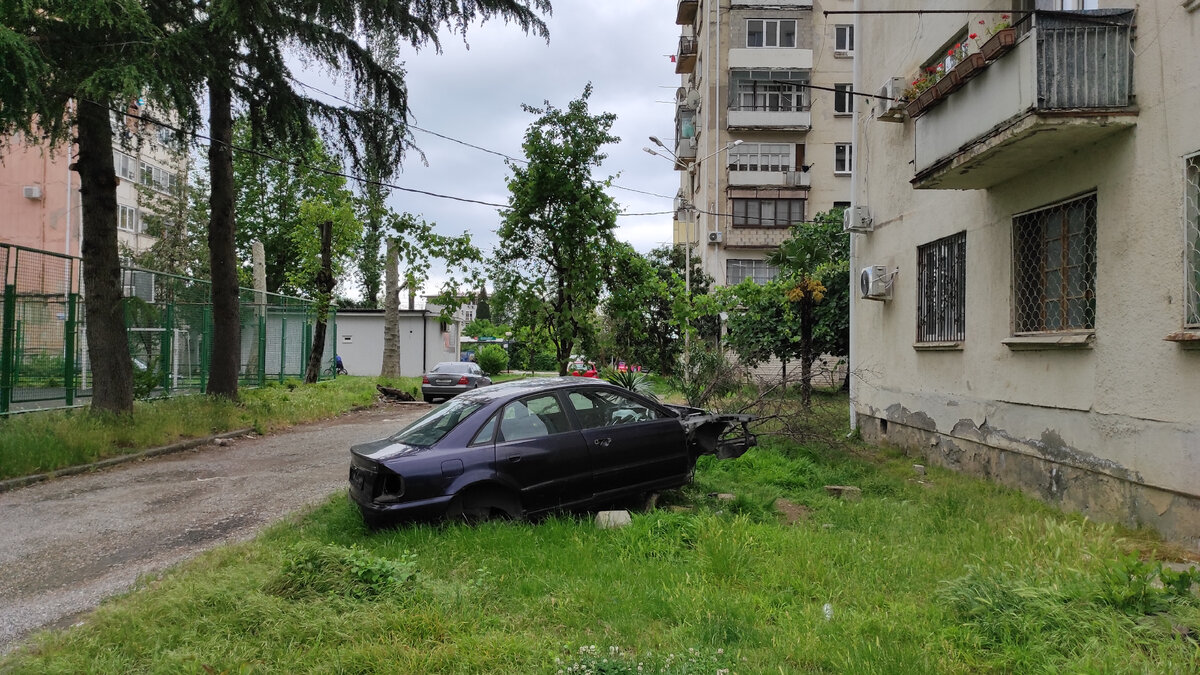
top-left (389, 397), bottom-right (483, 447)
top-left (432, 362), bottom-right (473, 373)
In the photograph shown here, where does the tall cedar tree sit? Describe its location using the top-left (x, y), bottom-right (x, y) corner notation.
top-left (494, 85), bottom-right (620, 374)
top-left (0, 1), bottom-right (200, 414)
top-left (195, 0), bottom-right (549, 399)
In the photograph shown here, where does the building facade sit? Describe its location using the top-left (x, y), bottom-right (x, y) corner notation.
top-left (0, 101), bottom-right (186, 259)
top-left (851, 0), bottom-right (1200, 546)
top-left (335, 308), bottom-right (461, 378)
top-left (671, 0), bottom-right (853, 287)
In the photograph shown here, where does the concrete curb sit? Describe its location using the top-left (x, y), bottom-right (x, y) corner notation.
top-left (0, 428), bottom-right (255, 494)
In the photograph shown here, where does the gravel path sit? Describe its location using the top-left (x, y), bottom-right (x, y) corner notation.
top-left (0, 403), bottom-right (428, 655)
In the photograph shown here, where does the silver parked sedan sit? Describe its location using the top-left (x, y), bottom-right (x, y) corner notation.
top-left (421, 362), bottom-right (492, 403)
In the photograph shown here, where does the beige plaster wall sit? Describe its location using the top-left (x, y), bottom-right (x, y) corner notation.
top-left (852, 1), bottom-right (1200, 543)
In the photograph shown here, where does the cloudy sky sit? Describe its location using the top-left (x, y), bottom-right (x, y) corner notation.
top-left (290, 1), bottom-right (683, 295)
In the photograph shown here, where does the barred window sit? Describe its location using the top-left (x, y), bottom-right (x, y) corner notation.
top-left (917, 232), bottom-right (966, 343)
top-left (1013, 193), bottom-right (1097, 333)
top-left (727, 259), bottom-right (778, 285)
top-left (1186, 155), bottom-right (1200, 327)
top-left (732, 198), bottom-right (804, 228)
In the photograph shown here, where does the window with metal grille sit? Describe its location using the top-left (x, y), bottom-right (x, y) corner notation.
top-left (1186, 154), bottom-right (1200, 327)
top-left (1012, 193), bottom-right (1097, 333)
top-left (729, 69), bottom-right (810, 111)
top-left (727, 259), bottom-right (778, 285)
top-left (732, 198), bottom-right (805, 228)
top-left (917, 231), bottom-right (966, 342)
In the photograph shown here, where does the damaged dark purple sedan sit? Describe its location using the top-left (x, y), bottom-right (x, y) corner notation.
top-left (349, 377), bottom-right (755, 525)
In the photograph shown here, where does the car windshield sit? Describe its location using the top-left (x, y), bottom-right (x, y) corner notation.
top-left (389, 397), bottom-right (483, 447)
top-left (432, 362), bottom-right (474, 374)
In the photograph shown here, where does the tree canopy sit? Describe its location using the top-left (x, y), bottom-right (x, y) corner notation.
top-left (493, 85), bottom-right (620, 374)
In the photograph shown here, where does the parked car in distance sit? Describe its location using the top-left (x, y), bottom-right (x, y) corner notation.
top-left (421, 361), bottom-right (492, 403)
top-left (348, 377), bottom-right (756, 526)
top-left (568, 361), bottom-right (598, 378)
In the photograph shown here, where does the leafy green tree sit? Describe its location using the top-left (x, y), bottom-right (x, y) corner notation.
top-left (464, 318), bottom-right (508, 339)
top-left (189, 0), bottom-right (550, 399)
top-left (0, 0), bottom-right (200, 414)
top-left (494, 85), bottom-right (621, 375)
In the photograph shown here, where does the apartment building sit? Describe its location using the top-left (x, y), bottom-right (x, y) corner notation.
top-left (670, 0), bottom-right (853, 288)
top-left (851, 1), bottom-right (1200, 545)
top-left (0, 100), bottom-right (186, 260)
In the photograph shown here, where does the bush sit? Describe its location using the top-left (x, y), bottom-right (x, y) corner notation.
top-left (266, 542), bottom-right (417, 600)
top-left (476, 344), bottom-right (510, 376)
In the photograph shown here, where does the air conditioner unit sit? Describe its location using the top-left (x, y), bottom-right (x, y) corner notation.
top-left (842, 205), bottom-right (873, 233)
top-left (874, 77), bottom-right (907, 123)
top-left (860, 265), bottom-right (895, 301)
top-left (22, 185), bottom-right (42, 200)
top-left (707, 231), bottom-right (723, 244)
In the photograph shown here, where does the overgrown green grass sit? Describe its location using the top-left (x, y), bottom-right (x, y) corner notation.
top-left (5, 413), bottom-right (1197, 673)
top-left (0, 376), bottom-right (420, 481)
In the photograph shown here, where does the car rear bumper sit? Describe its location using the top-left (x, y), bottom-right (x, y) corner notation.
top-left (422, 384), bottom-right (473, 398)
top-left (350, 489), bottom-right (457, 522)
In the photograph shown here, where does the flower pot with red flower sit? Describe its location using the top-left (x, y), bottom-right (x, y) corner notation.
top-left (954, 52), bottom-right (986, 82)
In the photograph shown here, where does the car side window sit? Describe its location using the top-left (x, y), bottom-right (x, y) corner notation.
top-left (568, 390), bottom-right (665, 429)
top-left (499, 394), bottom-right (570, 441)
top-left (470, 413), bottom-right (499, 446)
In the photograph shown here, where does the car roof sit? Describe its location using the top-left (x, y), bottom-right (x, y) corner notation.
top-left (456, 376), bottom-right (620, 403)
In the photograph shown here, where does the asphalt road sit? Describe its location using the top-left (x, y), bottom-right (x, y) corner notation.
top-left (0, 403), bottom-right (428, 655)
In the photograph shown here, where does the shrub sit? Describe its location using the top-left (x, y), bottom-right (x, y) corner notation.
top-left (528, 352), bottom-right (558, 372)
top-left (266, 542), bottom-right (417, 600)
top-left (601, 367), bottom-right (658, 401)
top-left (476, 344), bottom-right (510, 375)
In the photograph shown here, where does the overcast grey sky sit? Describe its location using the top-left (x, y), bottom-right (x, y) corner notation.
top-left (291, 1), bottom-right (682, 295)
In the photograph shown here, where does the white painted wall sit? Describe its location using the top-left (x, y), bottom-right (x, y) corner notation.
top-left (335, 310), bottom-right (460, 377)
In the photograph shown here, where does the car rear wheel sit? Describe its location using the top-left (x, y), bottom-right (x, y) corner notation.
top-left (445, 487), bottom-right (521, 524)
top-left (423, 395), bottom-right (435, 403)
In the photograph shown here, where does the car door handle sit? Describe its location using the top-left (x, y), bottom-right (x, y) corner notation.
top-left (594, 437), bottom-right (612, 447)
top-left (508, 455), bottom-right (522, 463)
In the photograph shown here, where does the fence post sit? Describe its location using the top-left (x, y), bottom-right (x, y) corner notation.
top-left (1, 284), bottom-right (16, 414)
top-left (64, 293), bottom-right (77, 407)
top-left (257, 313), bottom-right (266, 386)
top-left (302, 320), bottom-right (312, 380)
top-left (199, 306), bottom-right (210, 392)
top-left (279, 317), bottom-right (287, 383)
top-left (160, 302), bottom-right (174, 394)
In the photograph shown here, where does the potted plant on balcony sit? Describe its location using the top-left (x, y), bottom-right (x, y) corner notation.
top-left (903, 68), bottom-right (941, 118)
top-left (955, 35), bottom-right (987, 81)
top-left (980, 15), bottom-right (1016, 62)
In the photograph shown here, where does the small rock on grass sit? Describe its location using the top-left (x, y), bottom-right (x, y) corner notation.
top-left (595, 510), bottom-right (632, 529)
top-left (823, 485), bottom-right (861, 502)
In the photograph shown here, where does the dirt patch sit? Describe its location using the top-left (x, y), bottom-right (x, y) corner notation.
top-left (774, 498), bottom-right (812, 525)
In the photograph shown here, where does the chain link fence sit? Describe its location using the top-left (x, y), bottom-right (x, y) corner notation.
top-left (1012, 193), bottom-right (1097, 334)
top-left (1, 243), bottom-right (337, 414)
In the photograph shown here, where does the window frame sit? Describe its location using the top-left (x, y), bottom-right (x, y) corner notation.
top-left (731, 198), bottom-right (805, 229)
top-left (833, 83), bottom-right (854, 115)
top-left (1011, 192), bottom-right (1098, 335)
top-left (728, 142), bottom-right (793, 172)
top-left (834, 24), bottom-right (854, 54)
top-left (1185, 153), bottom-right (1200, 328)
top-left (727, 258), bottom-right (779, 285)
top-left (916, 231), bottom-right (967, 344)
top-left (746, 18), bottom-right (797, 49)
top-left (834, 143), bottom-right (853, 175)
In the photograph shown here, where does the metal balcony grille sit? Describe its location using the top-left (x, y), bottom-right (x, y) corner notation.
top-left (1013, 193), bottom-right (1097, 334)
top-left (1036, 10), bottom-right (1135, 109)
top-left (1186, 155), bottom-right (1200, 327)
top-left (916, 231), bottom-right (966, 343)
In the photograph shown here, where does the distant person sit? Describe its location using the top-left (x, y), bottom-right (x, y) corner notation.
top-left (335, 354), bottom-right (348, 375)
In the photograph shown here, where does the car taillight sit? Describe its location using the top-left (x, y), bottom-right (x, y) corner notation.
top-left (422, 375), bottom-right (429, 384)
top-left (457, 375), bottom-right (469, 385)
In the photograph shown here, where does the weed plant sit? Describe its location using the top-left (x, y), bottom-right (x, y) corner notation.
top-left (0, 376), bottom-right (420, 481)
top-left (5, 403), bottom-right (1197, 673)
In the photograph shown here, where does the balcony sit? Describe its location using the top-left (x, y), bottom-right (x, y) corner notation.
top-left (675, 36), bottom-right (698, 74)
top-left (725, 227), bottom-right (791, 249)
top-left (727, 47), bottom-right (812, 71)
top-left (912, 10), bottom-right (1137, 190)
top-left (728, 170), bottom-right (810, 188)
top-left (732, 0), bottom-right (811, 6)
top-left (675, 137), bottom-right (697, 168)
top-left (728, 105), bottom-right (811, 131)
top-left (676, 0), bottom-right (698, 25)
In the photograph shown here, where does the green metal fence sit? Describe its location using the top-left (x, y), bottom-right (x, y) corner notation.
top-left (0, 243), bottom-right (337, 414)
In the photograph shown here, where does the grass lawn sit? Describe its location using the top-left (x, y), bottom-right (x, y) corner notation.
top-left (0, 376), bottom-right (421, 482)
top-left (3, 394), bottom-right (1197, 673)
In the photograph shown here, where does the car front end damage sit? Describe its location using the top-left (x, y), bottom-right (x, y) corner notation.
top-left (665, 405), bottom-right (757, 460)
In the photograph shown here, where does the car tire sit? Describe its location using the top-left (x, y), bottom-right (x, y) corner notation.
top-left (423, 395), bottom-right (435, 403)
top-left (445, 487), bottom-right (521, 524)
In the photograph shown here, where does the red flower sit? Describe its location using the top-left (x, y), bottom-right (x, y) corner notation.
top-left (969, 33), bottom-right (978, 39)
top-left (947, 48), bottom-right (954, 56)
top-left (1001, 14), bottom-right (1010, 19)
top-left (978, 19), bottom-right (986, 25)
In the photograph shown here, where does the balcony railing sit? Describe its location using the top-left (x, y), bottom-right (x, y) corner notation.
top-left (727, 103), bottom-right (812, 130)
top-left (912, 10), bottom-right (1136, 190)
top-left (728, 170), bottom-right (810, 188)
top-left (675, 36), bottom-right (698, 74)
top-left (676, 0), bottom-right (698, 25)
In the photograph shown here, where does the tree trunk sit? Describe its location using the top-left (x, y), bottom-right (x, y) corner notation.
top-left (76, 100), bottom-right (133, 415)
top-left (380, 237), bottom-right (401, 377)
top-left (206, 77), bottom-right (240, 399)
top-left (800, 300), bottom-right (814, 408)
top-left (304, 221), bottom-right (334, 383)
